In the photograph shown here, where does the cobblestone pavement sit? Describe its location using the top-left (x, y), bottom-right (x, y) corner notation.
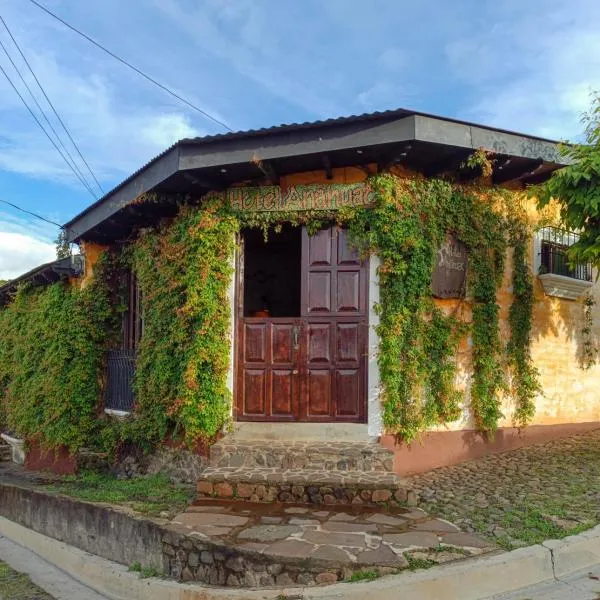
top-left (409, 429), bottom-right (600, 549)
top-left (167, 500), bottom-right (495, 585)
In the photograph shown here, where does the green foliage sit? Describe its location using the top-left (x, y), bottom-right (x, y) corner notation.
top-left (461, 147), bottom-right (494, 178)
top-left (0, 173), bottom-right (539, 451)
top-left (537, 92), bottom-right (600, 266)
top-left (128, 562), bottom-right (163, 579)
top-left (581, 293), bottom-right (598, 369)
top-left (342, 175), bottom-right (519, 439)
top-left (348, 569), bottom-right (380, 582)
top-left (0, 254), bottom-right (117, 450)
top-left (49, 471), bottom-right (193, 516)
top-left (0, 560), bottom-right (54, 599)
top-left (55, 229), bottom-right (71, 259)
top-left (507, 227), bottom-right (541, 427)
top-left (128, 199), bottom-right (237, 448)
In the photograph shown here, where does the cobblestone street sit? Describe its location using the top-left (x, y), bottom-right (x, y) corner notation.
top-left (409, 429), bottom-right (600, 549)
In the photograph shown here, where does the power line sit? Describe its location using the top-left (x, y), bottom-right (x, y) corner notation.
top-left (28, 0), bottom-right (234, 133)
top-left (0, 61), bottom-right (97, 198)
top-left (0, 34), bottom-right (97, 198)
top-left (0, 198), bottom-right (63, 229)
top-left (0, 14), bottom-right (104, 195)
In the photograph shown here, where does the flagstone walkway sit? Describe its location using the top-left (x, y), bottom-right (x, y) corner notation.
top-left (167, 500), bottom-right (495, 586)
top-left (409, 429), bottom-right (600, 550)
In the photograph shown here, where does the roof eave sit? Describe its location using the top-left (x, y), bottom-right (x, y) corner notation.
top-left (64, 112), bottom-right (569, 244)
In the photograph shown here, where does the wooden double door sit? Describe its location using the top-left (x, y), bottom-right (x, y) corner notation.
top-left (236, 226), bottom-right (368, 422)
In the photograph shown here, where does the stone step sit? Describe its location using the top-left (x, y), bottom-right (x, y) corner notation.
top-left (196, 466), bottom-right (417, 507)
top-left (209, 439), bottom-right (394, 473)
top-left (0, 444), bottom-right (10, 462)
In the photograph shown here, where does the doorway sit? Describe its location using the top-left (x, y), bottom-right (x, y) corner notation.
top-left (236, 224), bottom-right (368, 423)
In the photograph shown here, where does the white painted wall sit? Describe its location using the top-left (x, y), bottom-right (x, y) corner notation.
top-left (226, 235), bottom-right (237, 411)
top-left (367, 255), bottom-right (383, 438)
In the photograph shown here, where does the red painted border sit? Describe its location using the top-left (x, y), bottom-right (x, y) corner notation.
top-left (382, 422), bottom-right (600, 476)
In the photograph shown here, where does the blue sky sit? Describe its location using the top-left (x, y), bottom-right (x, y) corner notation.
top-left (0, 0), bottom-right (599, 278)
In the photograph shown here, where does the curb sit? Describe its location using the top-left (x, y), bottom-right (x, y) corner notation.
top-left (1, 516), bottom-right (599, 600)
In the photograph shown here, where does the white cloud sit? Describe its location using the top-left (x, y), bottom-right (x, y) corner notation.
top-left (0, 51), bottom-right (203, 187)
top-left (445, 2), bottom-right (600, 140)
top-left (152, 0), bottom-right (344, 118)
top-left (0, 229), bottom-right (56, 281)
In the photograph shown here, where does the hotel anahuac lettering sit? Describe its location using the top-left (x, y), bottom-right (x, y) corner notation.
top-left (222, 183), bottom-right (376, 212)
top-left (432, 234), bottom-right (468, 299)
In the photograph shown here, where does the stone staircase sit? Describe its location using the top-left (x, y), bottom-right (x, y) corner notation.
top-left (0, 443), bottom-right (10, 462)
top-left (196, 438), bottom-right (417, 507)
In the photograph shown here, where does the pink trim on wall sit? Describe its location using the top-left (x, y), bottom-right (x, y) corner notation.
top-left (381, 422), bottom-right (600, 476)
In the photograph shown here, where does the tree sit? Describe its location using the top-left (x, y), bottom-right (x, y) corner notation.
top-left (537, 93), bottom-right (600, 267)
top-left (55, 230), bottom-right (71, 259)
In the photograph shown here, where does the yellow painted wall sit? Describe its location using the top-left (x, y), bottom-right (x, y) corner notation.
top-left (78, 241), bottom-right (108, 288)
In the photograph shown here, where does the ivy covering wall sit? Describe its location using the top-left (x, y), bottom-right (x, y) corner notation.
top-left (0, 172), bottom-right (540, 453)
top-left (0, 256), bottom-right (116, 450)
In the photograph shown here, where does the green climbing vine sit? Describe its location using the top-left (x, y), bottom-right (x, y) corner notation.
top-left (0, 253), bottom-right (118, 450)
top-left (341, 175), bottom-right (516, 438)
top-left (506, 225), bottom-right (541, 427)
top-left (123, 198), bottom-right (238, 449)
top-left (581, 293), bottom-right (598, 370)
top-left (0, 170), bottom-right (541, 452)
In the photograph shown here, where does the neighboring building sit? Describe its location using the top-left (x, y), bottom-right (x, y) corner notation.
top-left (4, 108), bottom-right (600, 475)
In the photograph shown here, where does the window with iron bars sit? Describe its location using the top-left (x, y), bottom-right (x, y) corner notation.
top-left (104, 270), bottom-right (141, 413)
top-left (538, 227), bottom-right (592, 282)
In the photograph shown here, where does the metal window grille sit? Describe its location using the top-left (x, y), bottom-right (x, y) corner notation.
top-left (539, 226), bottom-right (592, 282)
top-left (103, 349), bottom-right (135, 411)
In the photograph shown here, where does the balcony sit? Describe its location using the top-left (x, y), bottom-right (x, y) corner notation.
top-left (538, 227), bottom-right (594, 300)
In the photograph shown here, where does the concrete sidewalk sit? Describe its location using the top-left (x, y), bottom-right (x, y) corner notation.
top-left (0, 534), bottom-right (108, 600)
top-left (488, 565), bottom-right (600, 599)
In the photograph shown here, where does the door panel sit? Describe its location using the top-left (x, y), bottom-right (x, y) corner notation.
top-left (307, 370), bottom-right (331, 417)
top-left (237, 319), bottom-right (299, 420)
top-left (336, 271), bottom-right (360, 312)
top-left (335, 369), bottom-right (360, 417)
top-left (307, 322), bottom-right (332, 364)
top-left (337, 322), bottom-right (360, 362)
top-left (243, 370), bottom-right (266, 416)
top-left (307, 272), bottom-right (331, 313)
top-left (271, 370), bottom-right (294, 415)
top-left (308, 228), bottom-right (332, 265)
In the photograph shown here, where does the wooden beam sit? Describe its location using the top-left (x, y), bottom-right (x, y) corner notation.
top-left (377, 144), bottom-right (412, 172)
top-left (493, 158), bottom-right (544, 184)
top-left (321, 155), bottom-right (333, 180)
top-left (423, 150), bottom-right (470, 177)
top-left (261, 160), bottom-right (279, 185)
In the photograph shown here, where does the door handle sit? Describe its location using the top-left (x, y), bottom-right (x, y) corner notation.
top-left (293, 325), bottom-right (300, 350)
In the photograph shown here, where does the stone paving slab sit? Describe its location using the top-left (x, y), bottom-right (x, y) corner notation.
top-left (168, 499), bottom-right (496, 586)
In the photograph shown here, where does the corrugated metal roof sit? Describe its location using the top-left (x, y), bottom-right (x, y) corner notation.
top-left (63, 106), bottom-right (563, 229)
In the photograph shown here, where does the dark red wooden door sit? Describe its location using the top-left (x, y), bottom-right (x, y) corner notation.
top-left (236, 226), bottom-right (367, 422)
top-left (301, 227), bottom-right (367, 422)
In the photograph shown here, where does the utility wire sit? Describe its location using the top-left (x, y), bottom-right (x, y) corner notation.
top-left (0, 14), bottom-right (104, 195)
top-left (0, 198), bottom-right (63, 229)
top-left (0, 61), bottom-right (97, 198)
top-left (28, 0), bottom-right (234, 133)
top-left (0, 35), bottom-right (97, 198)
